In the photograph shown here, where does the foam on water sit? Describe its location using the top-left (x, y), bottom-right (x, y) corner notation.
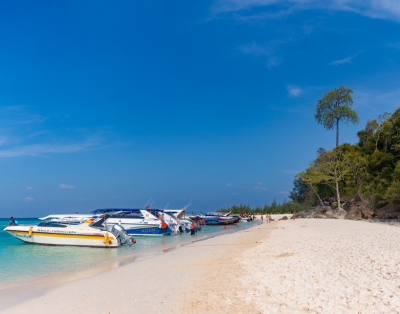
top-left (0, 218), bottom-right (257, 287)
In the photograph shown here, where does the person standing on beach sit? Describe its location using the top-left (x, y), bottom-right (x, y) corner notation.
top-left (293, 212), bottom-right (296, 221)
top-left (190, 222), bottom-right (195, 235)
top-left (261, 215), bottom-right (263, 222)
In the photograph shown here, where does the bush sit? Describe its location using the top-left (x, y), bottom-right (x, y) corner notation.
top-left (332, 202), bottom-right (338, 209)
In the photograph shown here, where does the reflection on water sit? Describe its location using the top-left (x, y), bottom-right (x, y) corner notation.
top-left (0, 218), bottom-right (258, 287)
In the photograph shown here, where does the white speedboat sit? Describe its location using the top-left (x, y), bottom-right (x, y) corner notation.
top-left (4, 214), bottom-right (134, 248)
top-left (92, 209), bottom-right (180, 236)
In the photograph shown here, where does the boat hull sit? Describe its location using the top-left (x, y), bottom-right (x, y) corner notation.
top-left (191, 216), bottom-right (240, 226)
top-left (5, 226), bottom-right (119, 248)
top-left (107, 223), bottom-right (173, 236)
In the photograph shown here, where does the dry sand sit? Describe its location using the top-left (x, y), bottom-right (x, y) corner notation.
top-left (2, 217), bottom-right (400, 314)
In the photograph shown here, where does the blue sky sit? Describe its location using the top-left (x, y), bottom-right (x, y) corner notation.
top-left (1, 0), bottom-right (400, 217)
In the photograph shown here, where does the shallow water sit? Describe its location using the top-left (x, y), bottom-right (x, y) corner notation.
top-left (0, 218), bottom-right (257, 287)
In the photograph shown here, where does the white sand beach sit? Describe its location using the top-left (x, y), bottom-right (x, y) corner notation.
top-left (2, 217), bottom-right (400, 313)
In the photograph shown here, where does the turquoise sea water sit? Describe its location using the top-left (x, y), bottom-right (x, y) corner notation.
top-left (0, 218), bottom-right (257, 287)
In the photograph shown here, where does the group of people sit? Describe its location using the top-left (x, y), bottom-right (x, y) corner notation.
top-left (261, 214), bottom-right (272, 223)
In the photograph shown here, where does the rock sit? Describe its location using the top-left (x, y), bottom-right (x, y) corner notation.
top-left (325, 208), bottom-right (346, 219)
top-left (279, 216), bottom-right (288, 220)
top-left (344, 205), bottom-right (360, 220)
top-left (297, 205), bottom-right (348, 220)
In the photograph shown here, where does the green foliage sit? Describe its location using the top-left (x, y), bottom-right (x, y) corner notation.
top-left (217, 199), bottom-right (306, 215)
top-left (315, 85), bottom-right (359, 147)
top-left (294, 108), bottom-right (400, 210)
top-left (332, 202), bottom-right (338, 209)
top-left (288, 178), bottom-right (308, 202)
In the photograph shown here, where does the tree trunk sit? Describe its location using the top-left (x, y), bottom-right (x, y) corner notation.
top-left (335, 171), bottom-right (341, 209)
top-left (310, 184), bottom-right (323, 206)
top-left (357, 187), bottom-right (365, 203)
top-left (336, 119), bottom-right (339, 147)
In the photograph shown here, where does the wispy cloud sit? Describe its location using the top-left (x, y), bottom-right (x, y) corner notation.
top-left (24, 197), bottom-right (34, 201)
top-left (283, 170), bottom-right (297, 174)
top-left (254, 182), bottom-right (267, 190)
top-left (239, 41), bottom-right (284, 69)
top-left (212, 0), bottom-right (400, 22)
top-left (354, 88), bottom-right (400, 110)
top-left (60, 183), bottom-right (76, 189)
top-left (239, 43), bottom-right (273, 56)
top-left (387, 42), bottom-right (400, 49)
top-left (26, 186), bottom-right (33, 190)
top-left (267, 57), bottom-right (281, 69)
top-left (287, 85), bottom-right (303, 97)
top-left (254, 185), bottom-right (268, 190)
top-left (0, 139), bottom-right (102, 158)
top-left (226, 183), bottom-right (232, 186)
top-left (329, 55), bottom-right (356, 66)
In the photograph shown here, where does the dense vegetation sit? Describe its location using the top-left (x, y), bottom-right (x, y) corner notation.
top-left (219, 85), bottom-right (400, 214)
top-left (290, 108), bottom-right (400, 210)
top-left (217, 199), bottom-right (306, 215)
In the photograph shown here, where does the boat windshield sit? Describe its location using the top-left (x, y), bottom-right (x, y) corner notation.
top-left (109, 211), bottom-right (145, 219)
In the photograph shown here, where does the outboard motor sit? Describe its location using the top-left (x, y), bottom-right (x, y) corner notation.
top-left (107, 224), bottom-right (135, 246)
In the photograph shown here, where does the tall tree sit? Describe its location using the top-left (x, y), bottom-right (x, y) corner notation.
top-left (315, 85), bottom-right (359, 147)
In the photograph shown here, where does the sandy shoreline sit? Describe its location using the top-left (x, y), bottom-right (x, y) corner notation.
top-left (0, 219), bottom-right (264, 313)
top-left (4, 216), bottom-right (400, 313)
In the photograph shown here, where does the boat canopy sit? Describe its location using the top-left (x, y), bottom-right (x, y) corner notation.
top-left (39, 214), bottom-right (94, 220)
top-left (92, 208), bottom-right (164, 214)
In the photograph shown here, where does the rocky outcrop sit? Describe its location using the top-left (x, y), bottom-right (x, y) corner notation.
top-left (279, 216), bottom-right (288, 220)
top-left (296, 196), bottom-right (372, 220)
top-left (296, 196), bottom-right (400, 220)
top-left (296, 205), bottom-right (346, 219)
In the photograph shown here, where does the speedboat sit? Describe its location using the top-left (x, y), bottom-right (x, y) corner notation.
top-left (92, 208), bottom-right (180, 236)
top-left (4, 214), bottom-right (134, 248)
top-left (189, 213), bottom-right (240, 226)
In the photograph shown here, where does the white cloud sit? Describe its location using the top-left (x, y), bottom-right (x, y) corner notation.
top-left (267, 57), bottom-right (281, 69)
top-left (354, 88), bottom-right (400, 110)
top-left (239, 42), bottom-right (284, 69)
top-left (388, 42), bottom-right (400, 49)
top-left (257, 182), bottom-right (263, 185)
top-left (24, 197), bottom-right (34, 201)
top-left (254, 185), bottom-right (268, 190)
top-left (0, 139), bottom-right (101, 158)
top-left (60, 183), bottom-right (76, 189)
top-left (226, 183), bottom-right (232, 186)
top-left (287, 85), bottom-right (303, 97)
top-left (279, 191), bottom-right (290, 194)
top-left (26, 186), bottom-right (33, 190)
top-left (329, 55), bottom-right (356, 66)
top-left (212, 0), bottom-right (400, 22)
top-left (239, 43), bottom-right (273, 56)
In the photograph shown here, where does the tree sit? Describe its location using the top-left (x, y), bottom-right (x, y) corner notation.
top-left (367, 113), bottom-right (391, 152)
top-left (314, 149), bottom-right (348, 209)
top-left (315, 85), bottom-right (359, 147)
top-left (343, 152), bottom-right (368, 203)
top-left (288, 177), bottom-right (308, 202)
top-left (296, 166), bottom-right (324, 206)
